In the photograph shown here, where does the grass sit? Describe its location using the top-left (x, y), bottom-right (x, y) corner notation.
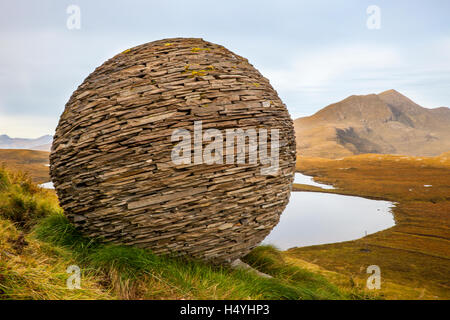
top-left (0, 218), bottom-right (114, 299)
top-left (288, 153), bottom-right (450, 299)
top-left (241, 245), bottom-right (376, 299)
top-left (30, 213), bottom-right (357, 300)
top-left (0, 168), bottom-right (61, 229)
top-left (0, 165), bottom-right (365, 300)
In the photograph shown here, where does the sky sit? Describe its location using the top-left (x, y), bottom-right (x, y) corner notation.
top-left (0, 0), bottom-right (449, 138)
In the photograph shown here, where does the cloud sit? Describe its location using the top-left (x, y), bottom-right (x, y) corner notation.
top-left (263, 44), bottom-right (400, 92)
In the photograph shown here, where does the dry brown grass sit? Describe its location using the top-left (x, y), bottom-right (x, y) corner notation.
top-left (0, 149), bottom-right (50, 184)
top-left (0, 219), bottom-right (115, 299)
top-left (287, 153), bottom-right (450, 299)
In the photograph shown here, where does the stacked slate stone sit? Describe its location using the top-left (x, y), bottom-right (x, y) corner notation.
top-left (50, 38), bottom-right (296, 263)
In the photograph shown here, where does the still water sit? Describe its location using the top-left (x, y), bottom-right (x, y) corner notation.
top-left (293, 172), bottom-right (335, 189)
top-left (39, 182), bottom-right (54, 189)
top-left (263, 179), bottom-right (395, 249)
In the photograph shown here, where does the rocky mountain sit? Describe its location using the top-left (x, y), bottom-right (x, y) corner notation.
top-left (294, 90), bottom-right (450, 158)
top-left (0, 134), bottom-right (52, 151)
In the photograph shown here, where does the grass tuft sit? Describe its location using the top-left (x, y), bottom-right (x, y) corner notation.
top-left (0, 167), bottom-right (61, 229)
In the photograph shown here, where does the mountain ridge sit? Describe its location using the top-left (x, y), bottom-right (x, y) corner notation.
top-left (0, 134), bottom-right (52, 151)
top-left (294, 90), bottom-right (450, 158)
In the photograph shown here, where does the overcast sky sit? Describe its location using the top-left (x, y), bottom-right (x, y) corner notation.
top-left (1, 0), bottom-right (449, 138)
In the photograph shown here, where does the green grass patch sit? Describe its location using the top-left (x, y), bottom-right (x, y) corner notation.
top-left (0, 167), bottom-right (61, 229)
top-left (34, 214), bottom-right (355, 299)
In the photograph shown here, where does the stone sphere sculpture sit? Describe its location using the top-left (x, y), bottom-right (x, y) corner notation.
top-left (50, 38), bottom-right (296, 263)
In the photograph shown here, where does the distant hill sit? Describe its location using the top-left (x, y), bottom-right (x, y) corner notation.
top-left (294, 90), bottom-right (450, 158)
top-left (0, 134), bottom-right (52, 151)
top-left (0, 149), bottom-right (50, 183)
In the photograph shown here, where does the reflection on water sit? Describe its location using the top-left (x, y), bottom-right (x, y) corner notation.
top-left (263, 192), bottom-right (395, 250)
top-left (294, 172), bottom-right (335, 189)
top-left (39, 182), bottom-right (54, 189)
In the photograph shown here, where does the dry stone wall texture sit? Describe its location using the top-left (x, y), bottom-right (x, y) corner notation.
top-left (50, 38), bottom-right (296, 263)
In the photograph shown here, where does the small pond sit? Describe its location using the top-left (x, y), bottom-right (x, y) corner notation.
top-left (263, 174), bottom-right (395, 249)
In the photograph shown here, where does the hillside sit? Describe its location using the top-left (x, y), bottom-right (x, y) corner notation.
top-left (0, 149), bottom-right (50, 183)
top-left (294, 90), bottom-right (450, 158)
top-left (0, 135), bottom-right (52, 152)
